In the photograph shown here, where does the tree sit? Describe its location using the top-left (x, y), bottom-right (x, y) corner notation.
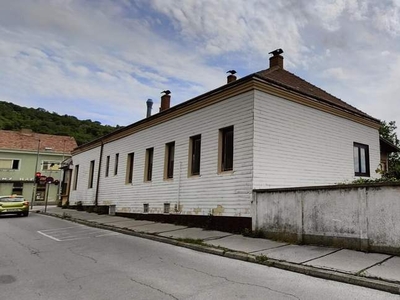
top-left (379, 121), bottom-right (400, 179)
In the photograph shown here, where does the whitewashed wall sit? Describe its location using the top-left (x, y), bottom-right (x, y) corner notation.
top-left (253, 184), bottom-right (400, 254)
top-left (69, 147), bottom-right (101, 205)
top-left (70, 91), bottom-right (255, 217)
top-left (253, 90), bottom-right (380, 189)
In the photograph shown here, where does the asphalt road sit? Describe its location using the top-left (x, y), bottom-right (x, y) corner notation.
top-left (0, 213), bottom-right (398, 300)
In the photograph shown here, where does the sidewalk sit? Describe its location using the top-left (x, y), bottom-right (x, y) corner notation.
top-left (35, 206), bottom-right (400, 294)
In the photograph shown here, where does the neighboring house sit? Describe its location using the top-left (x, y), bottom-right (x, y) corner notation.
top-left (69, 51), bottom-right (382, 223)
top-left (0, 129), bottom-right (77, 204)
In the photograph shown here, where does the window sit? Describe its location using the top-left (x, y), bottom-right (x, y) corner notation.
top-left (126, 152), bottom-right (134, 184)
top-left (0, 159), bottom-right (20, 170)
top-left (105, 155), bottom-right (110, 177)
top-left (164, 142), bottom-right (175, 179)
top-left (73, 165), bottom-right (79, 190)
top-left (42, 161), bottom-right (61, 171)
top-left (114, 153), bottom-right (119, 176)
top-left (354, 143), bottom-right (370, 177)
top-left (88, 160), bottom-right (95, 188)
top-left (143, 203), bottom-right (149, 213)
top-left (12, 182), bottom-right (23, 195)
top-left (144, 148), bottom-right (154, 182)
top-left (189, 135), bottom-right (201, 176)
top-left (219, 126), bottom-right (234, 172)
top-left (164, 203), bottom-right (170, 214)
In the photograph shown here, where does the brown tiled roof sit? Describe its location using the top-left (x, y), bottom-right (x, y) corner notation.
top-left (255, 66), bottom-right (378, 121)
top-left (0, 130), bottom-right (77, 154)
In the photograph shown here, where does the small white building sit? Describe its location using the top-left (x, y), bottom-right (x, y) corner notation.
top-left (69, 51), bottom-right (381, 224)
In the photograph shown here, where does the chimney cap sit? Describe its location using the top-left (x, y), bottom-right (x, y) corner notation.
top-left (146, 98), bottom-right (153, 104)
top-left (161, 90), bottom-right (171, 95)
top-left (269, 48), bottom-right (284, 56)
top-left (226, 70), bottom-right (237, 75)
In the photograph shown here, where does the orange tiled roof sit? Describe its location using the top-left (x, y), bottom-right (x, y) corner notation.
top-left (0, 130), bottom-right (77, 154)
top-left (255, 66), bottom-right (376, 121)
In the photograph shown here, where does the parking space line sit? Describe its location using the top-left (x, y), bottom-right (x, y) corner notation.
top-left (37, 231), bottom-right (62, 241)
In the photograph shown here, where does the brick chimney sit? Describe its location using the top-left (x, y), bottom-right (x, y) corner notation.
top-left (160, 90), bottom-right (171, 112)
top-left (269, 48), bottom-right (284, 69)
top-left (226, 70), bottom-right (237, 83)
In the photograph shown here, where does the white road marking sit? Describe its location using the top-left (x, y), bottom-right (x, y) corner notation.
top-left (37, 226), bottom-right (119, 241)
top-left (37, 231), bottom-right (62, 241)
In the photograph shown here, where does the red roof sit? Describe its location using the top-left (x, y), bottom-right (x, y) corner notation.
top-left (255, 66), bottom-right (377, 121)
top-left (0, 130), bottom-right (77, 154)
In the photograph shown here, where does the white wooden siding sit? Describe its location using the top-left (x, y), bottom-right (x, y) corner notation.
top-left (253, 90), bottom-right (380, 189)
top-left (70, 91), bottom-right (255, 217)
top-left (69, 147), bottom-right (100, 205)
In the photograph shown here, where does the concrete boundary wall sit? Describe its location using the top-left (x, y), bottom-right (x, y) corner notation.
top-left (252, 183), bottom-right (400, 255)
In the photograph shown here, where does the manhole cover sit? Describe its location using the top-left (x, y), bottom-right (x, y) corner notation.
top-left (0, 275), bottom-right (16, 284)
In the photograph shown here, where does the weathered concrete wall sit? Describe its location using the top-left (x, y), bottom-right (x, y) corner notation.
top-left (253, 183), bottom-right (400, 254)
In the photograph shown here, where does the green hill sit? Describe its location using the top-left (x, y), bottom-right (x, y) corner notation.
top-left (0, 101), bottom-right (119, 145)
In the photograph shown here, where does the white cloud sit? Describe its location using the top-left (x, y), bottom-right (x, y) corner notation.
top-left (0, 0), bottom-right (399, 137)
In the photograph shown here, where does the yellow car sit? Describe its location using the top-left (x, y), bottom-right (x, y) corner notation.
top-left (0, 195), bottom-right (29, 217)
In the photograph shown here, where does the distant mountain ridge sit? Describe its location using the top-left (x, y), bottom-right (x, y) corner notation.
top-left (0, 101), bottom-right (119, 145)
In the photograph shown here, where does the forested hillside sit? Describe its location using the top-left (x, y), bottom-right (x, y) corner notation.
top-left (0, 101), bottom-right (119, 145)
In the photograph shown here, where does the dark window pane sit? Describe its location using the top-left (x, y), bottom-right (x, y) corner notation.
top-left (222, 127), bottom-right (234, 171)
top-left (167, 142), bottom-right (175, 179)
top-left (191, 135), bottom-right (201, 175)
top-left (12, 160), bottom-right (19, 170)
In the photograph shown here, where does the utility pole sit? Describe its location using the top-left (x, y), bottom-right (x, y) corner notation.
top-left (31, 139), bottom-right (41, 209)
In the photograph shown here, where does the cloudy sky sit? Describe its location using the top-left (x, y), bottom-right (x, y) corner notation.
top-left (0, 0), bottom-right (399, 135)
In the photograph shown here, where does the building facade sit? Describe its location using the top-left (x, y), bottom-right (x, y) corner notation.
top-left (0, 130), bottom-right (77, 204)
top-left (69, 52), bottom-right (381, 220)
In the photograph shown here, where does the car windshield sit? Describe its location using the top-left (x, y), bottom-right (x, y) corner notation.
top-left (0, 197), bottom-right (24, 202)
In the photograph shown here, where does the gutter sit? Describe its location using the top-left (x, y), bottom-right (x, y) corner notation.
top-left (94, 140), bottom-right (104, 207)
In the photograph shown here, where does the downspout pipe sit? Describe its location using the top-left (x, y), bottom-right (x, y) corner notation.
top-left (94, 140), bottom-right (104, 207)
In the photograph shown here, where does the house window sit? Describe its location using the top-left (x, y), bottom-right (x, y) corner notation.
top-left (219, 126), bottom-right (234, 172)
top-left (0, 159), bottom-right (20, 170)
top-left (354, 143), bottom-right (370, 177)
top-left (143, 203), bottom-right (149, 213)
top-left (105, 155), bottom-right (110, 177)
top-left (164, 203), bottom-right (170, 214)
top-left (126, 152), bottom-right (134, 184)
top-left (189, 135), bottom-right (201, 176)
top-left (144, 148), bottom-right (154, 182)
top-left (42, 161), bottom-right (61, 171)
top-left (73, 165), bottom-right (79, 190)
top-left (114, 153), bottom-right (119, 176)
top-left (12, 182), bottom-right (23, 195)
top-left (88, 160), bottom-right (95, 188)
top-left (164, 142), bottom-right (175, 179)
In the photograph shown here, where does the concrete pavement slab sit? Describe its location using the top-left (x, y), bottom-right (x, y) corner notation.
top-left (159, 227), bottom-right (231, 240)
top-left (205, 235), bottom-right (288, 253)
top-left (128, 223), bottom-right (187, 234)
top-left (109, 220), bottom-right (156, 228)
top-left (304, 249), bottom-right (390, 274)
top-left (91, 216), bottom-right (129, 224)
top-left (254, 244), bottom-right (339, 264)
top-left (365, 256), bottom-right (400, 282)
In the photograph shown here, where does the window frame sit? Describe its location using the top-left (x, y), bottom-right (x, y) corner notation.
top-left (73, 165), bottom-right (79, 190)
top-left (164, 142), bottom-right (175, 180)
top-left (188, 135), bottom-right (201, 176)
top-left (353, 142), bottom-right (370, 177)
top-left (144, 147), bottom-right (154, 182)
top-left (0, 158), bottom-right (20, 170)
top-left (41, 160), bottom-right (61, 171)
top-left (105, 155), bottom-right (110, 177)
top-left (126, 152), bottom-right (135, 184)
top-left (88, 160), bottom-right (95, 189)
top-left (219, 126), bottom-right (234, 173)
top-left (114, 153), bottom-right (119, 176)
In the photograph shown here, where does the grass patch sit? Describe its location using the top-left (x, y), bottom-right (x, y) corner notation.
top-left (255, 254), bottom-right (269, 263)
top-left (176, 238), bottom-right (205, 245)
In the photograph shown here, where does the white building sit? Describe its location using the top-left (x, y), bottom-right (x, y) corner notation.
top-left (69, 51), bottom-right (381, 223)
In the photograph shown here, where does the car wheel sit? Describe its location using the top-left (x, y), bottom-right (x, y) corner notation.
top-left (22, 212), bottom-right (29, 217)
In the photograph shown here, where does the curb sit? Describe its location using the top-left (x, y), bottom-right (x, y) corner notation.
top-left (38, 211), bottom-right (400, 295)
